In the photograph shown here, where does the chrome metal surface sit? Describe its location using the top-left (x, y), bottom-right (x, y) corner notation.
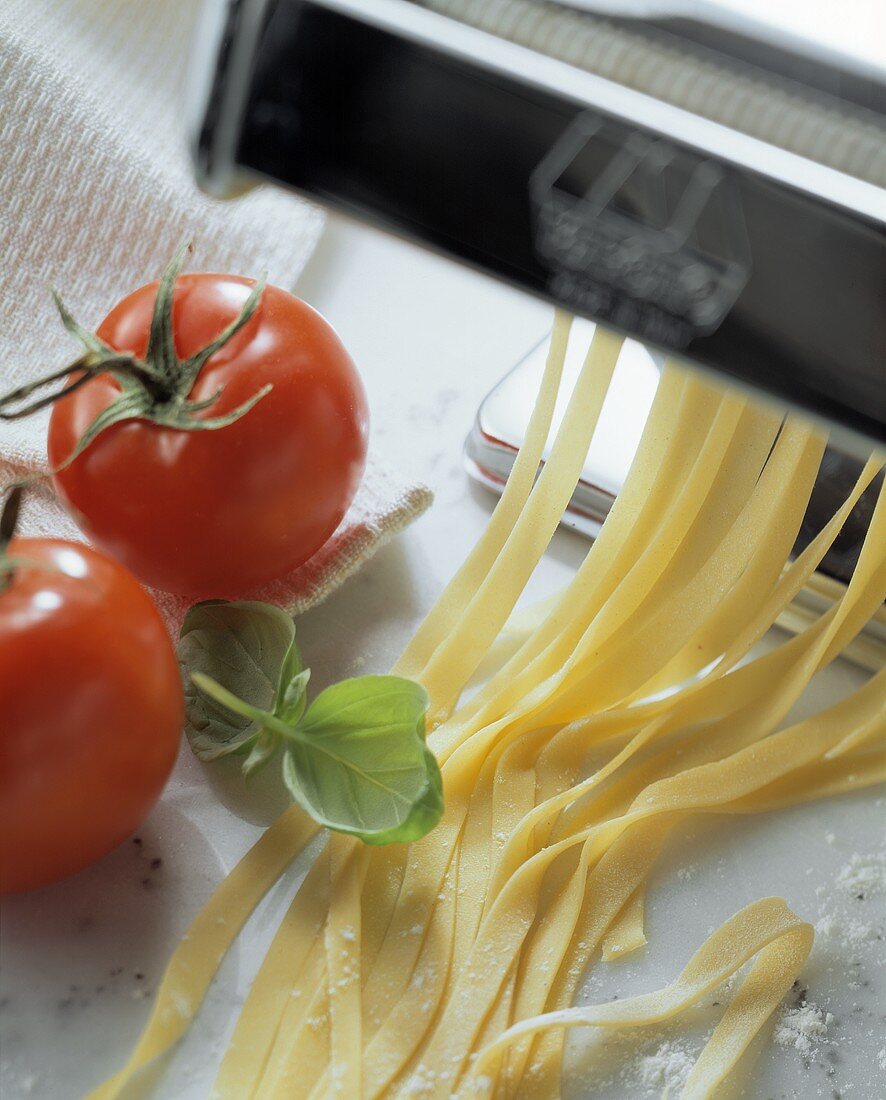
top-left (188, 0), bottom-right (886, 452)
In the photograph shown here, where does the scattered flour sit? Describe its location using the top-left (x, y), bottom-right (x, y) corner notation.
top-left (810, 840), bottom-right (885, 960)
top-left (841, 917), bottom-right (877, 946)
top-left (402, 1063), bottom-right (436, 1096)
top-left (815, 914), bottom-right (878, 947)
top-left (835, 850), bottom-right (886, 898)
top-left (773, 1000), bottom-right (832, 1058)
top-left (637, 1041), bottom-right (695, 1093)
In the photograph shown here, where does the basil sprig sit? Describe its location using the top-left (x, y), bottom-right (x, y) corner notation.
top-left (178, 601), bottom-right (443, 845)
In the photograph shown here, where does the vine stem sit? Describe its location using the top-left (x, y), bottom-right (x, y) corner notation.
top-left (190, 671), bottom-right (311, 745)
top-left (0, 486), bottom-right (23, 593)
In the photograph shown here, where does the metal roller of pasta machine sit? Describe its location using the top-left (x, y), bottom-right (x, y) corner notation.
top-left (187, 0), bottom-right (886, 651)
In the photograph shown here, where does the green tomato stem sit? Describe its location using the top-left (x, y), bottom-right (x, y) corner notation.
top-left (0, 486), bottom-right (23, 593)
top-left (189, 672), bottom-right (310, 744)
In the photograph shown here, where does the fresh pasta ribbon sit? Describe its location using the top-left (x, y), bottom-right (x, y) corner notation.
top-left (402, 674), bottom-right (883, 1097)
top-left (213, 844), bottom-right (330, 1098)
top-left (393, 311), bottom-right (573, 684)
top-left (429, 368), bottom-right (723, 762)
top-left (600, 884), bottom-right (647, 961)
top-left (323, 836), bottom-right (365, 1099)
top-left (469, 897), bottom-right (814, 1100)
top-left (420, 324), bottom-right (624, 724)
top-left (491, 721), bottom-right (885, 1097)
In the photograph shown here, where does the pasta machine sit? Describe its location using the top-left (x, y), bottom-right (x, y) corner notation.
top-left (187, 0), bottom-right (885, 607)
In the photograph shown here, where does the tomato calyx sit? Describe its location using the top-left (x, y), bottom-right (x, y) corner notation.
top-left (0, 240), bottom-right (272, 472)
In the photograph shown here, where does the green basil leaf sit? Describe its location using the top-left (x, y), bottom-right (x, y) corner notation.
top-left (178, 600), bottom-right (300, 761)
top-left (281, 676), bottom-right (443, 844)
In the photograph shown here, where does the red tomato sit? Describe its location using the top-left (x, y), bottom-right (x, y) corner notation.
top-left (48, 276), bottom-right (369, 597)
top-left (0, 539), bottom-right (182, 894)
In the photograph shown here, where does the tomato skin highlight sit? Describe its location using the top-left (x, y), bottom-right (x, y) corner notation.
top-left (0, 540), bottom-right (182, 895)
top-left (48, 276), bottom-right (369, 597)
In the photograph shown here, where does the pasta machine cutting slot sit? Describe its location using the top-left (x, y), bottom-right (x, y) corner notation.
top-left (187, 0), bottom-right (885, 655)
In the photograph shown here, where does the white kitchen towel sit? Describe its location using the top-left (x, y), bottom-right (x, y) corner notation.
top-left (0, 0), bottom-right (432, 627)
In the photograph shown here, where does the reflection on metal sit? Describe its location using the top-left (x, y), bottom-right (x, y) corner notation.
top-left (465, 318), bottom-right (661, 536)
top-left (531, 114), bottom-right (751, 343)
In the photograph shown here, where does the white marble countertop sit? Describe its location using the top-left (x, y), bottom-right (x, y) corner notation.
top-left (1, 217), bottom-right (883, 1100)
